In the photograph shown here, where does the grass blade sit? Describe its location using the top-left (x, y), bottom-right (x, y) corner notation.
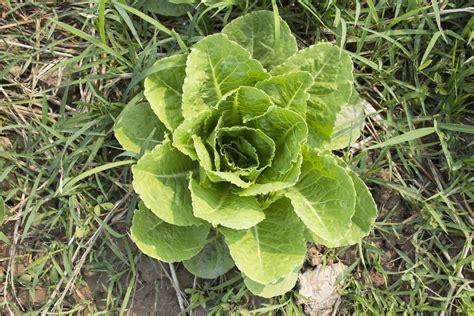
top-left (367, 127), bottom-right (436, 149)
top-left (61, 160), bottom-right (135, 195)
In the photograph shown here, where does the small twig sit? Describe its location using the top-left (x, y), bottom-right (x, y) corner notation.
top-left (363, 99), bottom-right (388, 130)
top-left (168, 263), bottom-right (186, 313)
top-left (0, 18), bottom-right (37, 30)
top-left (426, 7), bottom-right (474, 16)
top-left (4, 40), bottom-right (74, 57)
top-left (156, 261), bottom-right (188, 313)
top-left (3, 219), bottom-right (22, 315)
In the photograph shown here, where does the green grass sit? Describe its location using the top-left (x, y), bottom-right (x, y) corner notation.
top-left (1, 0), bottom-right (472, 315)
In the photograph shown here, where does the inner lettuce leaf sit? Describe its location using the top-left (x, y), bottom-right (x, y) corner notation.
top-left (115, 10), bottom-right (378, 299)
top-left (220, 137), bottom-right (260, 170)
top-left (216, 126), bottom-right (275, 171)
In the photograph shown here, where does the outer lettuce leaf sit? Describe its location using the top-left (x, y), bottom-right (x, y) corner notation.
top-left (131, 204), bottom-right (209, 262)
top-left (132, 139), bottom-right (202, 226)
top-left (305, 92), bottom-right (349, 148)
top-left (144, 53), bottom-right (188, 131)
top-left (285, 149), bottom-right (356, 242)
top-left (255, 71), bottom-right (313, 117)
top-left (181, 33), bottom-right (268, 119)
top-left (222, 11), bottom-right (298, 70)
top-left (307, 160), bottom-right (377, 247)
top-left (183, 237), bottom-right (235, 279)
top-left (271, 43), bottom-right (353, 148)
top-left (325, 90), bottom-right (364, 150)
top-left (243, 267), bottom-right (300, 298)
top-left (221, 197), bottom-right (306, 284)
top-left (114, 102), bottom-right (165, 153)
top-left (189, 179), bottom-right (265, 229)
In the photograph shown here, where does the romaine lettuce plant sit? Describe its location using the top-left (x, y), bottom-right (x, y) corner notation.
top-left (114, 11), bottom-right (377, 298)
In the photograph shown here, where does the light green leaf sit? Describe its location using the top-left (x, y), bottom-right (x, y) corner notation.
top-left (238, 106), bottom-right (306, 196)
top-left (305, 96), bottom-right (337, 148)
top-left (132, 139), bottom-right (202, 226)
top-left (114, 102), bottom-right (165, 153)
top-left (285, 149), bottom-right (356, 241)
top-left (203, 0), bottom-right (237, 6)
top-left (192, 135), bottom-right (213, 170)
top-left (271, 43), bottom-right (353, 100)
top-left (221, 197), bottom-right (306, 284)
top-left (308, 162), bottom-right (377, 247)
top-left (173, 110), bottom-right (213, 160)
top-left (217, 126), bottom-right (275, 171)
top-left (243, 267), bottom-right (300, 298)
top-left (222, 11), bottom-right (298, 70)
top-left (325, 90), bottom-right (364, 150)
top-left (255, 71), bottom-right (313, 117)
top-left (247, 106), bottom-right (307, 174)
top-left (183, 237), bottom-right (235, 279)
top-left (271, 43), bottom-right (353, 148)
top-left (144, 53), bottom-right (188, 131)
top-left (190, 179), bottom-right (265, 229)
top-left (338, 166), bottom-right (377, 244)
top-left (131, 204), bottom-right (209, 262)
top-left (233, 87), bottom-right (273, 122)
top-left (239, 153), bottom-right (302, 196)
top-left (231, 106), bottom-right (308, 196)
top-left (206, 170), bottom-right (254, 188)
top-left (181, 34), bottom-right (268, 118)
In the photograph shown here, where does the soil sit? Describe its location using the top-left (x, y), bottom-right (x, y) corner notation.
top-left (80, 245), bottom-right (197, 315)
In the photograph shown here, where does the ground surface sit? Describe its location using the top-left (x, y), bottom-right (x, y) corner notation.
top-left (0, 1), bottom-right (473, 315)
